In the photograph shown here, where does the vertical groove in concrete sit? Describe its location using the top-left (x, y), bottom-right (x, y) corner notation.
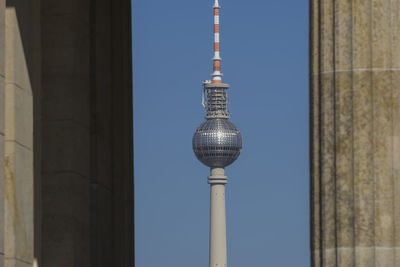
top-left (392, 1), bottom-right (400, 264)
top-left (0, 0), bottom-right (5, 266)
top-left (31, 0), bottom-right (41, 265)
top-left (89, 0), bottom-right (114, 265)
top-left (320, 0), bottom-right (336, 265)
top-left (333, 0), bottom-right (354, 265)
top-left (310, 0), bottom-right (320, 265)
top-left (110, 0), bottom-right (134, 266)
top-left (311, 0), bottom-right (400, 266)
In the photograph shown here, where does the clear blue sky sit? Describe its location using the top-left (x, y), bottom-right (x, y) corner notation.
top-left (133, 1), bottom-right (309, 266)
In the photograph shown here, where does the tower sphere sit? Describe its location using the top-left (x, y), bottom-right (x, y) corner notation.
top-left (193, 119), bottom-right (242, 168)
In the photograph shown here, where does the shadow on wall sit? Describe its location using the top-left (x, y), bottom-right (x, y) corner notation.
top-left (3, 0), bottom-right (134, 266)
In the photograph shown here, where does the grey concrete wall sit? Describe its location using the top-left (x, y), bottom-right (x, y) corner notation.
top-left (311, 0), bottom-right (400, 266)
top-left (0, 0), bottom-right (5, 266)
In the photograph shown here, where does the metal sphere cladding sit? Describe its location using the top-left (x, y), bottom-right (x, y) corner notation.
top-left (193, 119), bottom-right (242, 168)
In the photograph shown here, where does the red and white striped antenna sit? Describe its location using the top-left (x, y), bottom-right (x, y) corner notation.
top-left (212, 0), bottom-right (222, 84)
top-left (201, 0), bottom-right (230, 118)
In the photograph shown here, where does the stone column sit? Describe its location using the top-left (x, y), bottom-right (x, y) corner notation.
top-left (311, 0), bottom-right (400, 266)
top-left (40, 0), bottom-right (133, 266)
top-left (40, 0), bottom-right (91, 265)
top-left (0, 0), bottom-right (133, 265)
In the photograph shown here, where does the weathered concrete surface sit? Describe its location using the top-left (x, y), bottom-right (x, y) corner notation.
top-left (311, 0), bottom-right (400, 266)
top-left (0, 0), bottom-right (5, 266)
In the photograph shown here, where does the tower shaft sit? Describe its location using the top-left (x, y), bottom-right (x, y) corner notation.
top-left (209, 168), bottom-right (228, 267)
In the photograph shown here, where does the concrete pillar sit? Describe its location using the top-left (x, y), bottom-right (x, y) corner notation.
top-left (311, 0), bottom-right (400, 266)
top-left (0, 0), bottom-right (5, 265)
top-left (209, 168), bottom-right (228, 267)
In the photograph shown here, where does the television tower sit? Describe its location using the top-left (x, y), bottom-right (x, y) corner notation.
top-left (192, 1), bottom-right (242, 267)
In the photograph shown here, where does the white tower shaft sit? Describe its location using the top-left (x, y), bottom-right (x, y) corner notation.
top-left (209, 168), bottom-right (228, 267)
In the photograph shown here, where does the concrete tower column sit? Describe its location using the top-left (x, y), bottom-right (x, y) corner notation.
top-left (208, 168), bottom-right (228, 267)
top-left (310, 0), bottom-right (400, 266)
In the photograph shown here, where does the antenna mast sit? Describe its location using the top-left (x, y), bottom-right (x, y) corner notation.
top-left (212, 0), bottom-right (222, 83)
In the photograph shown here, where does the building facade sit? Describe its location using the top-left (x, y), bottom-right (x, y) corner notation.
top-left (0, 0), bottom-right (134, 266)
